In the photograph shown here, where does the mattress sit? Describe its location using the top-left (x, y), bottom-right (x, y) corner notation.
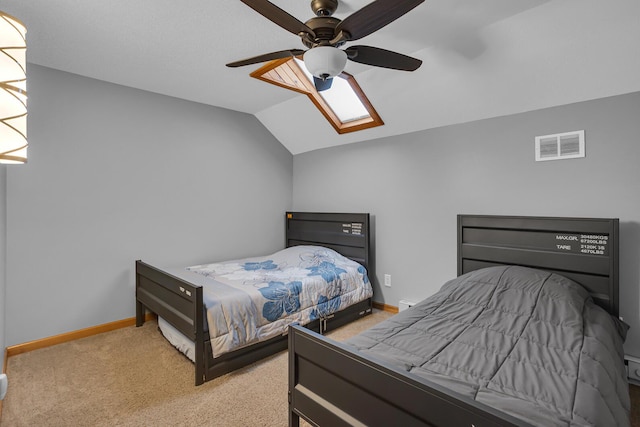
top-left (163, 245), bottom-right (372, 358)
top-left (346, 265), bottom-right (630, 427)
top-left (159, 316), bottom-right (196, 363)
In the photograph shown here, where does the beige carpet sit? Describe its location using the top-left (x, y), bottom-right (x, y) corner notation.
top-left (0, 310), bottom-right (392, 427)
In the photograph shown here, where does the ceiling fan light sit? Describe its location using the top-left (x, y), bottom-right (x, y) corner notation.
top-left (303, 46), bottom-right (347, 80)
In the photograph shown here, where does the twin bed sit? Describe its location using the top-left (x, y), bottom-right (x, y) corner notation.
top-left (136, 212), bottom-right (629, 426)
top-left (288, 215), bottom-right (629, 427)
top-left (135, 212), bottom-right (373, 385)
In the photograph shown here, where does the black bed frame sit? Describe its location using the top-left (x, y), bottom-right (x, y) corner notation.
top-left (136, 211), bottom-right (372, 385)
top-left (289, 215), bottom-right (619, 427)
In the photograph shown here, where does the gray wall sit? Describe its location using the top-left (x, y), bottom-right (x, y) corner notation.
top-left (4, 65), bottom-right (639, 362)
top-left (293, 91), bottom-right (640, 356)
top-left (4, 65), bottom-right (293, 347)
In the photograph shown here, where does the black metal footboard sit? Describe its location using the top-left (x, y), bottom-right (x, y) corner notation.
top-left (135, 260), bottom-right (207, 385)
top-left (288, 325), bottom-right (531, 427)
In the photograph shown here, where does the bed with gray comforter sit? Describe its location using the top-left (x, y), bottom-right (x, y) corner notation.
top-left (346, 265), bottom-right (630, 426)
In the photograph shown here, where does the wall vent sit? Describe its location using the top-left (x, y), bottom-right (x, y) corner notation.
top-left (535, 130), bottom-right (585, 162)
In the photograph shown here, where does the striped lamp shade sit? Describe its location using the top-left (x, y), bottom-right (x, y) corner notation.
top-left (0, 11), bottom-right (27, 164)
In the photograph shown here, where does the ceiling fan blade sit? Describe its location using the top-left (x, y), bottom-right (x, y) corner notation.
top-left (336, 0), bottom-right (424, 41)
top-left (226, 49), bottom-right (305, 67)
top-left (240, 0), bottom-right (315, 37)
top-left (345, 45), bottom-right (422, 71)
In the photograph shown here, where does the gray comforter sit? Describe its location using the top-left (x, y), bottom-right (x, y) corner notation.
top-left (346, 266), bottom-right (630, 426)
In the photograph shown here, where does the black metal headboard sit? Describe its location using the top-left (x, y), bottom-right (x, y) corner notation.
top-left (458, 215), bottom-right (619, 317)
top-left (285, 212), bottom-right (370, 273)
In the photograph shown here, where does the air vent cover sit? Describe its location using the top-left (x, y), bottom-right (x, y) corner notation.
top-left (535, 130), bottom-right (585, 162)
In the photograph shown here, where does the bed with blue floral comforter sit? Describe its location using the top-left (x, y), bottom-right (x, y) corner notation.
top-left (180, 245), bottom-right (372, 358)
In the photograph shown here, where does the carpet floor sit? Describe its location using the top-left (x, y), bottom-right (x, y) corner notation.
top-left (1, 309), bottom-right (638, 426)
top-left (0, 310), bottom-right (392, 427)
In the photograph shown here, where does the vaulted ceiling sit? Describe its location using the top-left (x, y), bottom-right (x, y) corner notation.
top-left (3, 0), bottom-right (639, 154)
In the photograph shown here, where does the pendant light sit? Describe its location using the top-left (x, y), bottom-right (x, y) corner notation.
top-left (0, 11), bottom-right (27, 164)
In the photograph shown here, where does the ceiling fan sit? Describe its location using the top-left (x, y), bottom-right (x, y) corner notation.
top-left (226, 0), bottom-right (425, 91)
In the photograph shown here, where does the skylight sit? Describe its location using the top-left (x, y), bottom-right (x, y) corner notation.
top-left (250, 56), bottom-right (383, 134)
top-left (294, 58), bottom-right (370, 123)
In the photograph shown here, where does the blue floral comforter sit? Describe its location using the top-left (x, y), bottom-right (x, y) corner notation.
top-left (186, 245), bottom-right (373, 358)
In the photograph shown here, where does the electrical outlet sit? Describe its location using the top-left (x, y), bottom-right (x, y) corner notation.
top-left (399, 300), bottom-right (416, 311)
top-left (0, 373), bottom-right (7, 400)
top-left (384, 274), bottom-right (391, 287)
